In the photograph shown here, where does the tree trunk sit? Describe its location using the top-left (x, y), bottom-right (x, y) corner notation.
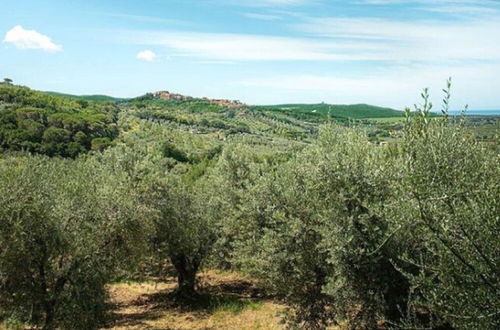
top-left (176, 266), bottom-right (197, 297)
top-left (170, 253), bottom-right (199, 299)
top-left (42, 305), bottom-right (55, 330)
top-left (38, 259), bottom-right (56, 330)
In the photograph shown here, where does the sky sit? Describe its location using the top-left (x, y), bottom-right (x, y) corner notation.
top-left (1, 0), bottom-right (500, 109)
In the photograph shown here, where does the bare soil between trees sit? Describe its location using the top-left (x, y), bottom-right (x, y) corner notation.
top-left (103, 270), bottom-right (286, 330)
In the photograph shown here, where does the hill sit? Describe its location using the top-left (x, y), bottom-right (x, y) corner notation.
top-left (44, 91), bottom-right (125, 102)
top-left (47, 90), bottom-right (404, 119)
top-left (1, 84), bottom-right (411, 159)
top-left (0, 84), bottom-right (120, 157)
top-left (252, 103), bottom-right (403, 121)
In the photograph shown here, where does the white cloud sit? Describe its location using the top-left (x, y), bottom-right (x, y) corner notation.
top-left (136, 49), bottom-right (156, 62)
top-left (3, 25), bottom-right (62, 52)
top-left (422, 5), bottom-right (499, 16)
top-left (125, 30), bottom-right (405, 61)
top-left (244, 13), bottom-right (283, 20)
top-left (294, 16), bottom-right (500, 61)
top-left (121, 5), bottom-right (500, 63)
top-left (124, 13), bottom-right (500, 63)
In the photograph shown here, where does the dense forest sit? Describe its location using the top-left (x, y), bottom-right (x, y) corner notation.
top-left (0, 84), bottom-right (119, 157)
top-left (0, 80), bottom-right (498, 329)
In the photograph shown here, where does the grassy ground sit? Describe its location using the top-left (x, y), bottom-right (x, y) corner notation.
top-left (0, 270), bottom-right (344, 329)
top-left (103, 270), bottom-right (286, 330)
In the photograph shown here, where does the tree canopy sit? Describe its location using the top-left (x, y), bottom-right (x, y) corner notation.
top-left (0, 82), bottom-right (498, 329)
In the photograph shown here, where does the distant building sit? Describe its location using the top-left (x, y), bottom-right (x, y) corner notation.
top-left (153, 91), bottom-right (245, 108)
top-left (153, 91), bottom-right (192, 101)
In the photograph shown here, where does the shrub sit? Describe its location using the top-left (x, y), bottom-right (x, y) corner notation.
top-left (0, 154), bottom-right (150, 329)
top-left (42, 127), bottom-right (71, 144)
top-left (162, 141), bottom-right (189, 163)
top-left (91, 137), bottom-right (112, 151)
top-left (389, 100), bottom-right (500, 329)
top-left (227, 126), bottom-right (408, 329)
top-left (143, 162), bottom-right (219, 299)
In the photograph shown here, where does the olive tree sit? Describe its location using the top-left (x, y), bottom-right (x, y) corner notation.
top-left (391, 99), bottom-right (500, 329)
top-left (0, 153), bottom-right (150, 329)
top-left (229, 126), bottom-right (408, 329)
top-left (207, 142), bottom-right (293, 269)
top-left (144, 162), bottom-right (219, 299)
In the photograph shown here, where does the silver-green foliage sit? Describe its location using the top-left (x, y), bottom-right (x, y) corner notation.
top-left (218, 101), bottom-right (499, 329)
top-left (219, 125), bottom-right (405, 329)
top-left (143, 160), bottom-right (219, 298)
top-left (0, 153), bottom-right (150, 329)
top-left (392, 103), bottom-right (500, 329)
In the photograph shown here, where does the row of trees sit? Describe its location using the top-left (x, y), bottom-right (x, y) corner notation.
top-left (0, 90), bottom-right (498, 329)
top-left (220, 120), bottom-right (498, 329)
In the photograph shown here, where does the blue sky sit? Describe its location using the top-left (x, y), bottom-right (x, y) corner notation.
top-left (1, 0), bottom-right (500, 109)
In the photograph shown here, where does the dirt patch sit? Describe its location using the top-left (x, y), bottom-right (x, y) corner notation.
top-left (103, 270), bottom-right (285, 330)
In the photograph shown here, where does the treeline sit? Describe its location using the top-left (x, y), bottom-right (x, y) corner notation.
top-left (0, 88), bottom-right (498, 329)
top-left (0, 84), bottom-right (118, 157)
top-left (133, 109), bottom-right (252, 134)
top-left (126, 95), bottom-right (314, 140)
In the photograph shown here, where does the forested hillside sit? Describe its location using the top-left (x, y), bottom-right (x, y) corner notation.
top-left (0, 82), bottom-right (498, 330)
top-left (44, 91), bottom-right (124, 103)
top-left (252, 103), bottom-right (403, 120)
top-left (0, 84), bottom-right (119, 157)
